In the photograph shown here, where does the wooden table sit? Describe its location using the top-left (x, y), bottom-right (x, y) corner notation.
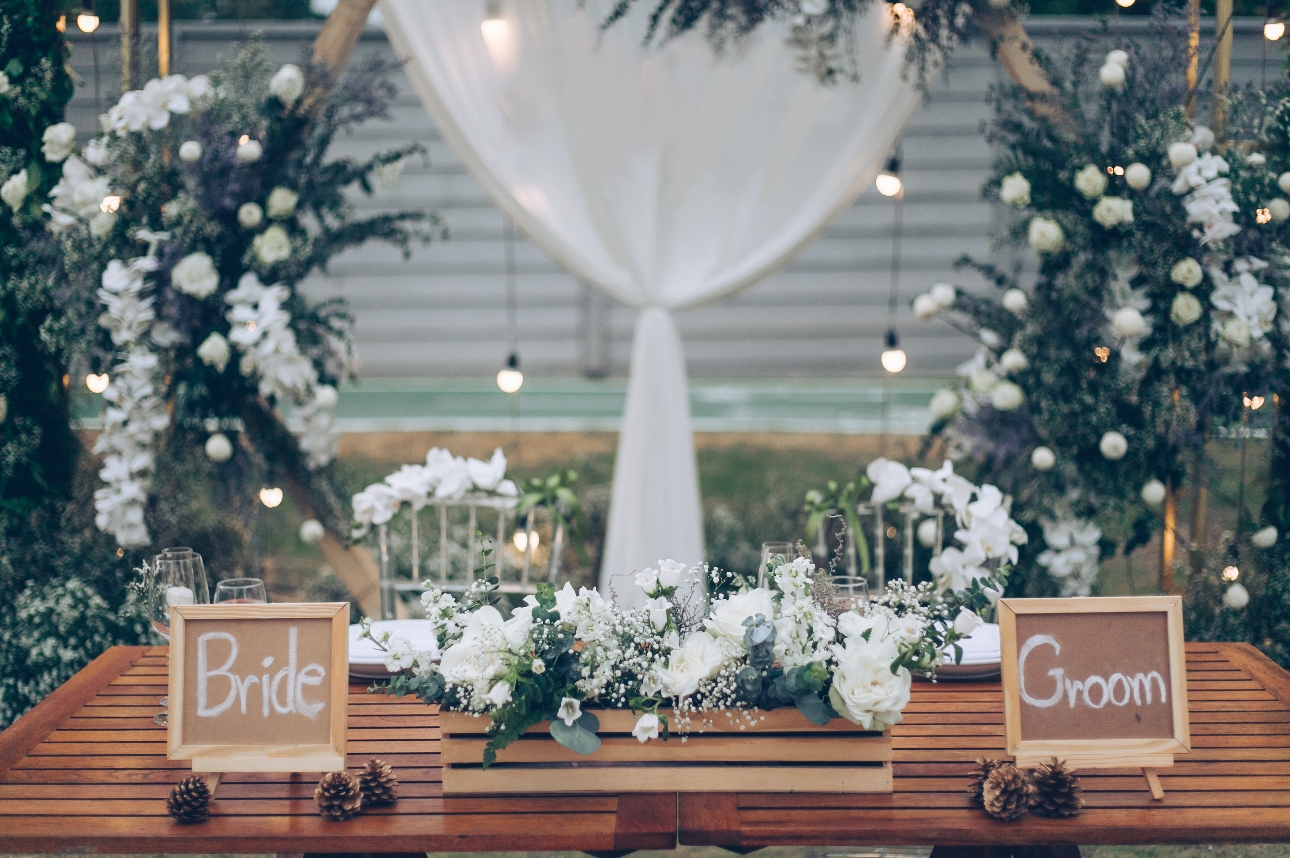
top-left (678, 643), bottom-right (1290, 856)
top-left (0, 646), bottom-right (676, 855)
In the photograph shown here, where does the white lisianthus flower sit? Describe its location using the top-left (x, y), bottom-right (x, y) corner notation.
top-left (632, 712), bottom-right (660, 743)
top-left (486, 681), bottom-right (512, 708)
top-left (828, 638), bottom-right (911, 730)
top-left (41, 122), bottom-right (77, 163)
top-left (912, 293), bottom-right (939, 320)
top-left (2, 169), bottom-right (28, 211)
top-left (635, 567), bottom-right (659, 595)
top-left (705, 588), bottom-right (775, 646)
top-left (1074, 164), bottom-right (1108, 200)
top-left (178, 140), bottom-right (202, 162)
top-left (1171, 257), bottom-right (1204, 288)
top-left (266, 187), bottom-right (299, 219)
top-left (235, 138), bottom-right (263, 163)
top-left (171, 251), bottom-right (219, 298)
top-left (999, 172), bottom-right (1030, 207)
top-left (237, 202), bottom-right (263, 228)
top-left (1141, 479), bottom-right (1166, 507)
top-left (269, 64), bottom-right (306, 107)
top-left (1031, 446), bottom-right (1056, 471)
top-left (253, 225), bottom-right (292, 265)
top-left (299, 518), bottom-right (325, 544)
top-left (1252, 526), bottom-right (1279, 548)
top-left (197, 331), bottom-right (231, 372)
top-left (1002, 288), bottom-right (1028, 314)
top-left (929, 282), bottom-right (956, 309)
top-left (1171, 293), bottom-right (1203, 325)
top-left (1099, 62), bottom-right (1126, 89)
top-left (657, 559), bottom-right (687, 589)
top-left (1028, 217), bottom-right (1064, 253)
top-left (990, 381), bottom-right (1024, 412)
top-left (659, 632), bottom-right (727, 697)
top-left (204, 432), bottom-right (233, 462)
top-left (1099, 431), bottom-right (1128, 461)
top-left (1112, 307), bottom-right (1147, 338)
top-left (1268, 199), bottom-right (1290, 222)
top-left (999, 348), bottom-right (1029, 373)
top-left (557, 697), bottom-right (582, 727)
top-left (953, 607), bottom-right (985, 637)
top-left (1169, 142), bottom-right (1198, 169)
top-left (1223, 583), bottom-right (1250, 610)
top-left (929, 388), bottom-right (960, 420)
top-left (1092, 196), bottom-right (1133, 228)
top-left (1125, 162), bottom-right (1152, 190)
top-left (88, 211), bottom-right (116, 238)
top-left (1222, 317), bottom-right (1252, 348)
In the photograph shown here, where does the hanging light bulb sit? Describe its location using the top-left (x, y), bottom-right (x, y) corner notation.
top-left (875, 154), bottom-right (903, 197)
top-left (77, 4), bottom-right (100, 33)
top-left (1222, 565), bottom-right (1240, 581)
top-left (259, 487), bottom-right (284, 508)
top-left (1266, 18), bottom-right (1286, 39)
top-left (1115, 0), bottom-right (1135, 7)
top-left (480, 0), bottom-right (518, 73)
top-left (85, 373), bottom-right (110, 394)
top-left (513, 531), bottom-right (539, 551)
top-left (497, 352), bottom-right (524, 394)
top-left (880, 328), bottom-right (907, 373)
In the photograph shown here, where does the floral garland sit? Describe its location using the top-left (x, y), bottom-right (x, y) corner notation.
top-left (366, 554), bottom-right (1002, 766)
top-left (351, 447), bottom-right (519, 537)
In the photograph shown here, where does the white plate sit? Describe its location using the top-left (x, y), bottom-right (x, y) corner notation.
top-left (348, 620), bottom-right (439, 677)
top-left (943, 622), bottom-right (1001, 666)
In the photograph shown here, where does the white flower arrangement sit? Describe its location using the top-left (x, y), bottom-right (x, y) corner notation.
top-left (1036, 518), bottom-right (1102, 597)
top-left (350, 446), bottom-right (520, 536)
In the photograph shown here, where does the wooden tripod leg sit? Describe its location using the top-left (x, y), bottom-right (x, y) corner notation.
top-left (1144, 767), bottom-right (1165, 800)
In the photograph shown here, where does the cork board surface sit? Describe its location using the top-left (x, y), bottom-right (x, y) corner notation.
top-left (1014, 611), bottom-right (1174, 741)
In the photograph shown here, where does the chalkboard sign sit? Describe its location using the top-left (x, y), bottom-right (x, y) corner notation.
top-left (166, 603), bottom-right (349, 773)
top-left (999, 596), bottom-right (1190, 772)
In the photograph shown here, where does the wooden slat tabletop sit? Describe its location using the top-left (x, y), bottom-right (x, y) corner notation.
top-left (678, 643), bottom-right (1290, 850)
top-left (0, 646), bottom-right (676, 855)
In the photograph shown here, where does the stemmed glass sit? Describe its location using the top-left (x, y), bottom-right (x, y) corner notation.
top-left (149, 548), bottom-right (209, 726)
top-left (214, 578), bottom-right (268, 605)
top-left (834, 575), bottom-right (870, 611)
top-left (757, 542), bottom-right (795, 589)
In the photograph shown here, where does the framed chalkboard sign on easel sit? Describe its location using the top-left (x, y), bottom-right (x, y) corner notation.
top-left (999, 596), bottom-right (1190, 799)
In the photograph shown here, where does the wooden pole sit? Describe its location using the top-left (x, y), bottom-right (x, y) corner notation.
top-left (297, 0), bottom-right (381, 119)
top-left (1186, 0), bottom-right (1201, 118)
top-left (119, 0), bottom-right (139, 92)
top-left (976, 7), bottom-right (1078, 135)
top-left (157, 0), bottom-right (172, 77)
top-left (1162, 482), bottom-right (1177, 593)
top-left (1214, 0), bottom-right (1234, 137)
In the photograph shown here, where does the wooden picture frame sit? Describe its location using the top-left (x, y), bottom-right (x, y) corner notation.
top-left (166, 603), bottom-right (349, 773)
top-left (999, 596), bottom-right (1190, 772)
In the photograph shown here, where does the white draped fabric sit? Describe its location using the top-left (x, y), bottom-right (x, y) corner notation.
top-left (379, 0), bottom-right (922, 603)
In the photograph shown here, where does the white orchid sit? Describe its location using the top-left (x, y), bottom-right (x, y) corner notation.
top-left (466, 448), bottom-right (507, 490)
top-left (866, 457), bottom-right (912, 504)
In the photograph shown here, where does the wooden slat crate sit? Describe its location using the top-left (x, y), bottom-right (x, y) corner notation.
top-left (439, 708), bottom-right (892, 794)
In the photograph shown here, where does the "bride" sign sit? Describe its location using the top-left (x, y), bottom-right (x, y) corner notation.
top-left (999, 596), bottom-right (1190, 777)
top-left (166, 603), bottom-right (349, 773)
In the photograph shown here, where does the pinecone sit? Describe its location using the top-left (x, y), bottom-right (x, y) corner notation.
top-left (982, 762), bottom-right (1033, 821)
top-left (967, 757), bottom-right (1006, 806)
top-left (166, 775), bottom-right (212, 823)
top-left (1028, 757), bottom-right (1084, 818)
top-left (314, 771), bottom-right (363, 821)
top-left (358, 758), bottom-right (399, 806)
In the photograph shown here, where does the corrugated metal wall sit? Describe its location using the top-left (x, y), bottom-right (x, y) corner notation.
top-left (63, 17), bottom-right (1272, 381)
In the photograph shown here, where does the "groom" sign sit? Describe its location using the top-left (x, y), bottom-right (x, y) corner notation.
top-left (167, 603), bottom-right (349, 772)
top-left (999, 596), bottom-right (1190, 772)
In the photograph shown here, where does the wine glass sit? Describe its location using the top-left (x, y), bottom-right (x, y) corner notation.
top-left (214, 577), bottom-right (268, 605)
top-left (834, 575), bottom-right (870, 611)
top-left (757, 542), bottom-right (795, 588)
top-left (150, 549), bottom-right (209, 726)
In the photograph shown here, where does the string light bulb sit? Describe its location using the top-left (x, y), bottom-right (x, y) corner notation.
top-left (880, 328), bottom-right (907, 373)
top-left (85, 373), bottom-right (109, 394)
top-left (875, 154), bottom-right (902, 197)
top-left (77, 9), bottom-right (100, 32)
top-left (512, 531), bottom-right (539, 551)
top-left (497, 352), bottom-right (524, 394)
top-left (1266, 19), bottom-right (1286, 40)
top-left (259, 487), bottom-right (284, 508)
top-left (1244, 394), bottom-right (1266, 410)
top-left (480, 0), bottom-right (518, 73)
top-left (1222, 565), bottom-right (1240, 581)
top-left (1115, 0), bottom-right (1135, 7)
top-left (100, 195), bottom-right (121, 213)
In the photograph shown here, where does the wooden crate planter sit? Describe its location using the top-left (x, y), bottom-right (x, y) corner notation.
top-left (439, 708), bottom-right (892, 794)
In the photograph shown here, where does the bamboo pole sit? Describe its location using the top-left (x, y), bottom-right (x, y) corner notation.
top-left (1162, 482), bottom-right (1177, 593)
top-left (119, 0), bottom-right (139, 92)
top-left (976, 7), bottom-right (1078, 135)
top-left (1186, 0), bottom-right (1201, 118)
top-left (157, 0), bottom-right (172, 77)
top-left (1214, 0), bottom-right (1234, 137)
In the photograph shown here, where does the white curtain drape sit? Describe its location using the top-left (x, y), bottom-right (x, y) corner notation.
top-left (380, 0), bottom-right (923, 603)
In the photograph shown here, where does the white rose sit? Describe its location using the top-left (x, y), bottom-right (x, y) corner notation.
top-left (253, 225), bottom-right (292, 265)
top-left (1099, 430), bottom-right (1128, 461)
top-left (1171, 257), bottom-right (1203, 288)
top-left (953, 607), bottom-right (985, 637)
top-left (1223, 583), bottom-right (1250, 610)
top-left (929, 388), bottom-right (960, 420)
top-left (1125, 162), bottom-right (1152, 190)
top-left (237, 202), bottom-right (263, 228)
top-left (439, 606), bottom-right (507, 686)
top-left (1002, 288), bottom-right (1028, 314)
top-left (88, 211), bottom-right (116, 238)
top-left (1112, 307), bottom-right (1147, 338)
top-left (1171, 293), bottom-right (1202, 325)
top-left (1141, 479), bottom-right (1166, 507)
top-left (1099, 62), bottom-right (1126, 89)
top-left (990, 381), bottom-right (1024, 412)
top-left (1074, 164), bottom-right (1108, 200)
top-left (178, 140), bottom-right (203, 163)
top-left (999, 348), bottom-right (1029, 373)
top-left (236, 138), bottom-right (263, 163)
top-left (314, 384), bottom-right (338, 409)
top-left (704, 588), bottom-right (775, 646)
top-left (2, 169), bottom-right (28, 212)
top-left (632, 712), bottom-right (660, 743)
top-left (1192, 126), bottom-right (1215, 153)
top-left (299, 518), bottom-right (325, 544)
top-left (84, 138), bottom-right (111, 166)
top-left (1279, 172), bottom-right (1290, 195)
top-left (41, 122), bottom-right (77, 163)
top-left (1105, 49), bottom-right (1129, 68)
top-left (1252, 526), bottom-right (1279, 548)
top-left (486, 681), bottom-right (512, 708)
top-left (657, 559), bottom-right (687, 589)
top-left (269, 64), bottom-right (306, 107)
top-left (1169, 142), bottom-right (1198, 170)
top-left (917, 518), bottom-right (939, 548)
top-left (1028, 217), bottom-right (1064, 253)
top-left (1031, 446), bottom-right (1056, 471)
top-left (204, 432), bottom-right (233, 462)
top-left (1222, 317), bottom-right (1251, 348)
top-left (929, 282), bottom-right (956, 308)
top-left (969, 369), bottom-right (1000, 396)
top-left (913, 293), bottom-right (940, 320)
top-left (895, 614), bottom-right (926, 644)
top-left (659, 633), bottom-right (727, 698)
top-left (1092, 196), bottom-right (1133, 228)
top-left (197, 332), bottom-right (230, 372)
top-left (1268, 199), bottom-right (1290, 222)
top-left (171, 251), bottom-right (219, 298)
top-left (999, 172), bottom-right (1031, 207)
top-left (828, 639), bottom-right (911, 730)
top-left (266, 187), bottom-right (299, 219)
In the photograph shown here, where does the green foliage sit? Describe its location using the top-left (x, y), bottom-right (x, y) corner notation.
top-left (804, 478), bottom-right (870, 574)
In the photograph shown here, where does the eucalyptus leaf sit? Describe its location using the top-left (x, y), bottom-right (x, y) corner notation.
top-left (550, 718), bottom-right (601, 754)
top-left (794, 693), bottom-right (832, 725)
top-left (575, 710), bottom-right (600, 733)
